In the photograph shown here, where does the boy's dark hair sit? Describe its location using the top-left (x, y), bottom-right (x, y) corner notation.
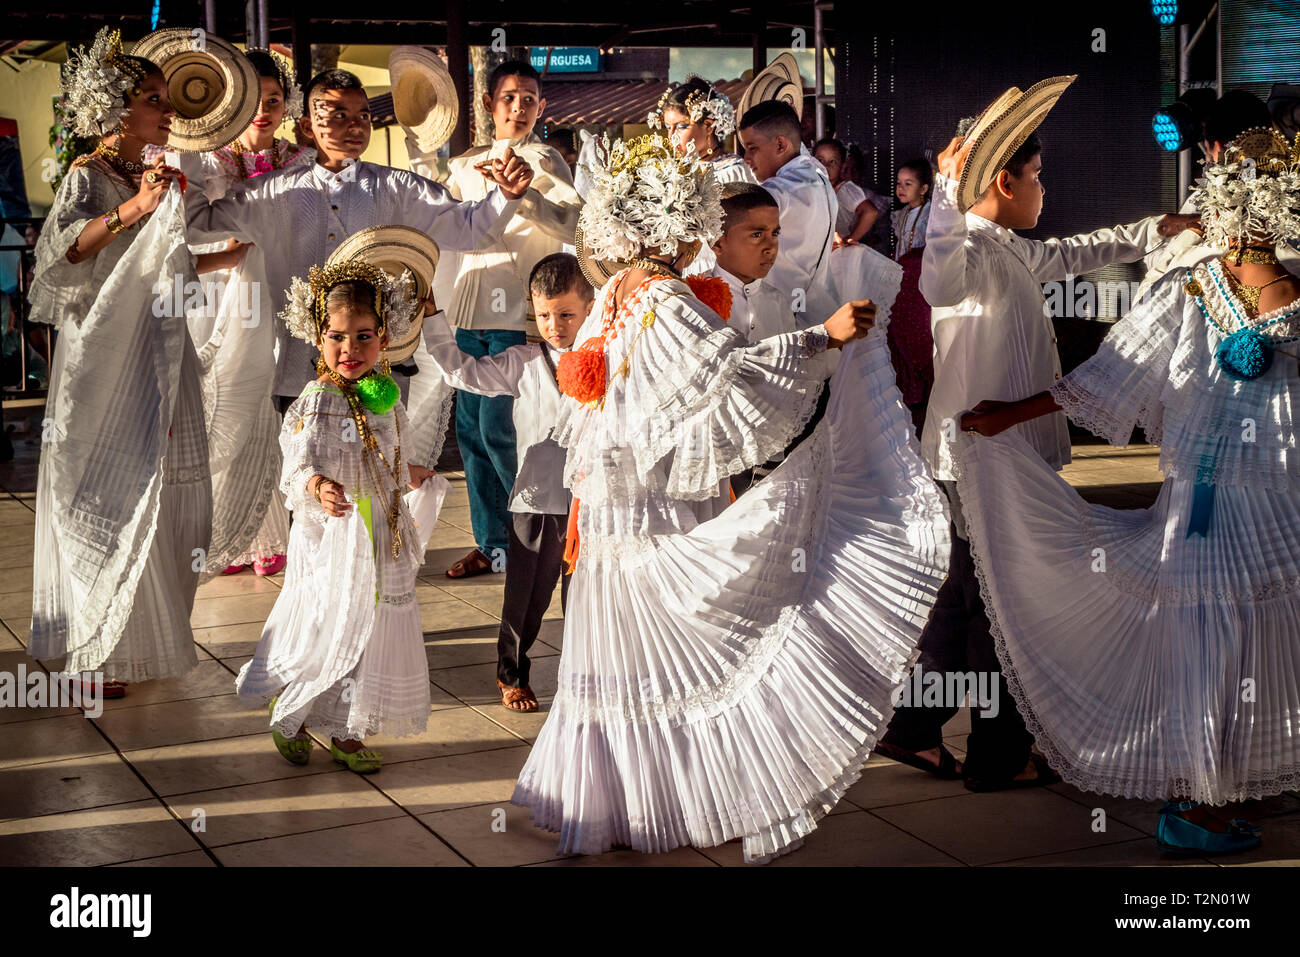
top-left (719, 182), bottom-right (778, 229)
top-left (529, 253), bottom-right (592, 300)
top-left (1203, 90), bottom-right (1272, 147)
top-left (813, 137), bottom-right (847, 163)
top-left (738, 100), bottom-right (801, 143)
top-left (304, 69), bottom-right (366, 108)
top-left (1002, 131), bottom-right (1042, 178)
top-left (488, 59), bottom-right (542, 98)
top-left (898, 157), bottom-right (934, 192)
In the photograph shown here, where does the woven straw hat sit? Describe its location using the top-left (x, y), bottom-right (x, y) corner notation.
top-left (388, 46), bottom-right (458, 153)
top-left (132, 28), bottom-right (260, 152)
top-left (738, 53), bottom-right (804, 122)
top-left (328, 225), bottom-right (440, 363)
top-left (955, 74), bottom-right (1076, 213)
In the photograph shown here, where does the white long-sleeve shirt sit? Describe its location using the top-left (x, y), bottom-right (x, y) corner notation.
top-left (920, 173), bottom-right (1158, 480)
top-left (429, 135), bottom-right (582, 334)
top-left (759, 147), bottom-right (840, 326)
top-left (419, 312), bottom-right (571, 515)
top-left (185, 159), bottom-right (519, 397)
top-left (706, 265), bottom-right (796, 343)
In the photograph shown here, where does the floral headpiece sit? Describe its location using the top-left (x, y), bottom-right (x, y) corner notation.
top-left (251, 48), bottom-right (304, 121)
top-left (280, 260), bottom-right (420, 345)
top-left (578, 131), bottom-right (723, 262)
top-left (1187, 126), bottom-right (1300, 249)
top-left (60, 27), bottom-right (152, 138)
top-left (647, 76), bottom-right (737, 139)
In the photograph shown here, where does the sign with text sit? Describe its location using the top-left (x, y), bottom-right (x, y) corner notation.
top-left (530, 47), bottom-right (601, 73)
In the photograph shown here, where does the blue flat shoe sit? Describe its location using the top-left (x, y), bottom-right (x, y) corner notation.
top-left (1156, 801), bottom-right (1261, 854)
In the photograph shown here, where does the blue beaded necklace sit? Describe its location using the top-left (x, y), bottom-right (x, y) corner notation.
top-left (1189, 261), bottom-right (1300, 381)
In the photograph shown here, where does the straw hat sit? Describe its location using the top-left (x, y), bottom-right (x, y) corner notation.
top-left (132, 28), bottom-right (260, 152)
top-left (738, 53), bottom-right (803, 122)
top-left (388, 46), bottom-right (458, 153)
top-left (328, 226), bottom-right (440, 363)
top-left (574, 222), bottom-right (620, 290)
top-left (955, 74), bottom-right (1077, 213)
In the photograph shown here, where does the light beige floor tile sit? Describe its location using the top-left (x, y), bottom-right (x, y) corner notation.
top-left (0, 544), bottom-right (36, 569)
top-left (189, 592), bottom-right (279, 629)
top-left (694, 809), bottom-right (964, 866)
top-left (166, 772), bottom-right (406, 847)
top-left (0, 752), bottom-right (152, 820)
top-left (193, 621), bottom-right (265, 659)
top-left (372, 744), bottom-right (531, 815)
top-left (463, 701), bottom-right (549, 744)
top-left (195, 572), bottom-right (283, 599)
top-left (93, 693), bottom-right (269, 752)
top-left (0, 712), bottom-right (114, 769)
top-left (123, 733), bottom-right (343, 796)
top-left (0, 565), bottom-right (32, 596)
top-left (431, 657), bottom-right (559, 707)
top-left (0, 798), bottom-right (197, 866)
top-left (0, 525), bottom-right (34, 549)
top-left (98, 659), bottom-right (241, 712)
top-left (872, 788), bottom-right (1144, 865)
top-left (212, 815), bottom-right (468, 866)
top-left (0, 590), bottom-right (32, 619)
top-left (317, 705), bottom-right (524, 766)
top-left (419, 801), bottom-right (568, 866)
top-left (3, 616), bottom-right (30, 642)
top-left (418, 600), bottom-right (499, 634)
top-left (425, 628), bottom-right (557, 671)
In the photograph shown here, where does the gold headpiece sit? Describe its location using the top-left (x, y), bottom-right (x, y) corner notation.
top-left (281, 258), bottom-right (420, 345)
top-left (104, 29), bottom-right (150, 93)
top-left (1223, 126), bottom-right (1300, 175)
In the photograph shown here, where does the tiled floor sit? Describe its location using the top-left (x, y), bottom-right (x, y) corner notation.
top-left (2, 415), bottom-right (1296, 867)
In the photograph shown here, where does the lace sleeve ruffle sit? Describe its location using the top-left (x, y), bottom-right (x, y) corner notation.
top-left (556, 282), bottom-right (828, 501)
top-left (1049, 274), bottom-right (1184, 446)
top-left (29, 167), bottom-right (112, 328)
top-left (279, 387), bottom-right (350, 522)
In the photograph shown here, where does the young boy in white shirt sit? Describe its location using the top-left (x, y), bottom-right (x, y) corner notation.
top-left (419, 253), bottom-right (593, 713)
top-left (879, 117), bottom-right (1159, 792)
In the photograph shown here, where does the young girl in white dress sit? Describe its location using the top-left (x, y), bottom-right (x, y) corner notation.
top-left (511, 133), bottom-right (951, 863)
top-left (30, 28), bottom-right (210, 696)
top-left (236, 259), bottom-right (438, 772)
top-left (185, 49), bottom-right (315, 579)
top-left (957, 127), bottom-right (1300, 854)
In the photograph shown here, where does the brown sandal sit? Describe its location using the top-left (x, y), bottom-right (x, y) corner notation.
top-left (446, 548), bottom-right (496, 579)
top-left (497, 680), bottom-right (538, 713)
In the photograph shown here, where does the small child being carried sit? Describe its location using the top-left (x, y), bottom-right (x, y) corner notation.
top-left (237, 256), bottom-right (443, 772)
top-left (421, 252), bottom-right (594, 712)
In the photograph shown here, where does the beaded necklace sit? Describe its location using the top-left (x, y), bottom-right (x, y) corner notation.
top-left (1188, 261), bottom-right (1300, 381)
top-left (230, 138), bottom-right (283, 180)
top-left (325, 369), bottom-right (406, 558)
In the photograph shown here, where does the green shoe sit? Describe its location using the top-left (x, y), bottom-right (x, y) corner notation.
top-left (330, 741), bottom-right (383, 774)
top-left (269, 697), bottom-right (312, 766)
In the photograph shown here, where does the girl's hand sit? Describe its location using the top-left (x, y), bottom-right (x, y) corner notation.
top-left (824, 299), bottom-right (876, 348)
top-left (936, 136), bottom-right (973, 182)
top-left (135, 154), bottom-right (182, 214)
top-left (418, 295), bottom-right (437, 317)
top-left (960, 400), bottom-right (1016, 437)
top-left (407, 464), bottom-right (435, 490)
top-left (310, 476), bottom-right (351, 517)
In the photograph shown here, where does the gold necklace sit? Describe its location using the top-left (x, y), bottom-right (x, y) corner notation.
top-left (94, 142), bottom-right (144, 177)
top-left (1220, 261), bottom-right (1292, 317)
top-left (1227, 245), bottom-right (1281, 266)
top-left (624, 257), bottom-right (682, 280)
top-left (325, 369), bottom-right (405, 559)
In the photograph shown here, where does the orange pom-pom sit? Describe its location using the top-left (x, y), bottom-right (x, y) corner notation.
top-left (557, 336), bottom-right (608, 406)
top-left (685, 275), bottom-right (733, 321)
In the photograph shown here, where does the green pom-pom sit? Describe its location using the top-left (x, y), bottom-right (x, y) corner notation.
top-left (355, 373), bottom-right (400, 414)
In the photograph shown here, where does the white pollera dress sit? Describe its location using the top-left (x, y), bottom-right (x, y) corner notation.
top-left (954, 252), bottom-right (1300, 805)
top-left (511, 274), bottom-right (952, 862)
top-left (29, 164), bottom-right (211, 681)
top-left (235, 384), bottom-right (431, 741)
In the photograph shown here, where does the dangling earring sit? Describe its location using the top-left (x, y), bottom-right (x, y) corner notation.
top-left (316, 356), bottom-right (328, 375)
top-left (379, 356), bottom-right (391, 376)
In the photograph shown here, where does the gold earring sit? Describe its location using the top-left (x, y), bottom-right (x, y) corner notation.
top-left (379, 356), bottom-right (391, 376)
top-left (316, 356), bottom-right (328, 374)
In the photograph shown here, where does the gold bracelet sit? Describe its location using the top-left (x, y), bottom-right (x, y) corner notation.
top-left (311, 476), bottom-right (338, 503)
top-left (103, 206), bottom-right (127, 235)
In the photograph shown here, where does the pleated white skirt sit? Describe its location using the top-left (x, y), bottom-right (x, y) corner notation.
top-left (955, 430), bottom-right (1300, 805)
top-left (512, 331), bottom-right (951, 862)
